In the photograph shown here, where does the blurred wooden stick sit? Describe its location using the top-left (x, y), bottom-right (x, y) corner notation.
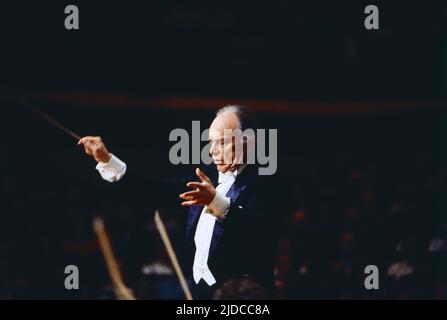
top-left (19, 97), bottom-right (81, 141)
top-left (154, 210), bottom-right (193, 300)
top-left (93, 217), bottom-right (136, 300)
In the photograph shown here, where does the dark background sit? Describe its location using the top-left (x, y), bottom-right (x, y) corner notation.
top-left (0, 1), bottom-right (445, 99)
top-left (0, 0), bottom-right (446, 299)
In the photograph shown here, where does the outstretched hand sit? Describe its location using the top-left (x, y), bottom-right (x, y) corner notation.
top-left (179, 168), bottom-right (216, 206)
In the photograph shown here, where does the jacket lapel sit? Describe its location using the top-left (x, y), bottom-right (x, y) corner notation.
top-left (209, 165), bottom-right (255, 255)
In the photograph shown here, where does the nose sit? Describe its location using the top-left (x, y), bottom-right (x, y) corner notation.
top-left (209, 140), bottom-right (218, 156)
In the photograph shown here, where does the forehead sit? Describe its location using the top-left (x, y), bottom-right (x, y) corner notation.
top-left (208, 111), bottom-right (240, 139)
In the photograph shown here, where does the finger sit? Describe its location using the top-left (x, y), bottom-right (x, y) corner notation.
top-left (83, 142), bottom-right (93, 153)
top-left (78, 137), bottom-right (89, 145)
top-left (186, 182), bottom-right (205, 190)
top-left (180, 190), bottom-right (201, 199)
top-left (78, 136), bottom-right (94, 145)
top-left (181, 200), bottom-right (197, 206)
top-left (179, 194), bottom-right (195, 200)
top-left (196, 168), bottom-right (211, 183)
top-left (79, 139), bottom-right (93, 148)
top-left (84, 139), bottom-right (93, 146)
top-left (91, 137), bottom-right (101, 144)
top-left (84, 145), bottom-right (93, 155)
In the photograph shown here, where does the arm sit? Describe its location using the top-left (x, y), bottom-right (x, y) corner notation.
top-left (77, 136), bottom-right (220, 210)
top-left (78, 136), bottom-right (126, 183)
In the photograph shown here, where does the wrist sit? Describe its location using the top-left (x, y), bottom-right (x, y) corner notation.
top-left (99, 152), bottom-right (112, 164)
top-left (207, 192), bottom-right (231, 220)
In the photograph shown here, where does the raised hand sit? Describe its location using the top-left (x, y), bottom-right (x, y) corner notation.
top-left (179, 168), bottom-right (216, 206)
top-left (78, 136), bottom-right (112, 163)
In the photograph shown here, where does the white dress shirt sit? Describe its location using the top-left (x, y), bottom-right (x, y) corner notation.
top-left (192, 168), bottom-right (242, 286)
top-left (95, 154), bottom-right (243, 287)
top-left (96, 154), bottom-right (127, 182)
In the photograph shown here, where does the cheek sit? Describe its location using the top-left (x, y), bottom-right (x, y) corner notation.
top-left (223, 144), bottom-right (234, 157)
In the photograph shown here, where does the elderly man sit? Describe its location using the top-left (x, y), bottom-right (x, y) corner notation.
top-left (78, 105), bottom-right (279, 299)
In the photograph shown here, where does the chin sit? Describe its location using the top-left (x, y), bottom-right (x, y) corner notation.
top-left (216, 164), bottom-right (231, 173)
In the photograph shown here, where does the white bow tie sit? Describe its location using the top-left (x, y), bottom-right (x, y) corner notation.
top-left (218, 170), bottom-right (236, 184)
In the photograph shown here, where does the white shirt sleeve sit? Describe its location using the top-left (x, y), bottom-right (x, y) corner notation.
top-left (95, 154), bottom-right (127, 182)
top-left (207, 192), bottom-right (231, 221)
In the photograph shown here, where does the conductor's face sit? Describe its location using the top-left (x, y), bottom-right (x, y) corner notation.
top-left (208, 111), bottom-right (241, 173)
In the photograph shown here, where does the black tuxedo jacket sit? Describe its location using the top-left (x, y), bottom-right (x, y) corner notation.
top-left (102, 163), bottom-right (283, 296)
top-left (182, 164), bottom-right (280, 296)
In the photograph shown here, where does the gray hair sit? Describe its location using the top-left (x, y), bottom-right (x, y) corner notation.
top-left (216, 105), bottom-right (259, 131)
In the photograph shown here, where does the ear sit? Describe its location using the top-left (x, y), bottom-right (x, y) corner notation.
top-left (245, 135), bottom-right (256, 150)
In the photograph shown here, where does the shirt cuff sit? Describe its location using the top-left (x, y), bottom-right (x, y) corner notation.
top-left (95, 154), bottom-right (127, 182)
top-left (207, 192), bottom-right (231, 220)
